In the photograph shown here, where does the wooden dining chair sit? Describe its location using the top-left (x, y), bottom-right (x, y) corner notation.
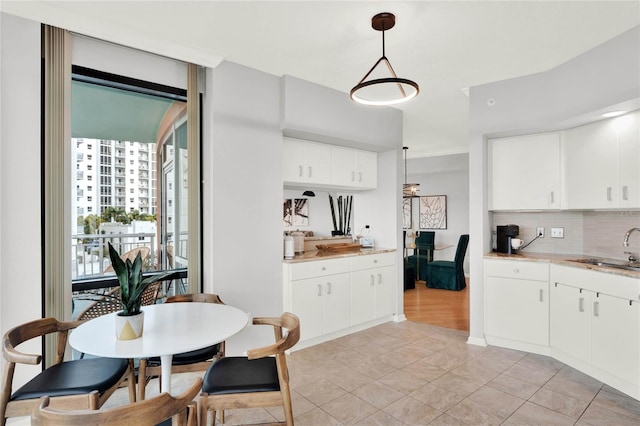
top-left (31, 377), bottom-right (202, 426)
top-left (0, 317), bottom-right (136, 426)
top-left (198, 312), bottom-right (300, 426)
top-left (137, 293), bottom-right (226, 401)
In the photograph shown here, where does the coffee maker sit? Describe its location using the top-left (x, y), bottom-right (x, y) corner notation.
top-left (496, 224), bottom-right (520, 254)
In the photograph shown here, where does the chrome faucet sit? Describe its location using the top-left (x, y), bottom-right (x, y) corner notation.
top-left (623, 227), bottom-right (640, 247)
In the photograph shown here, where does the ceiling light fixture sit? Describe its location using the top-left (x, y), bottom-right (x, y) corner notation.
top-left (403, 146), bottom-right (420, 198)
top-left (601, 110), bottom-right (627, 118)
top-left (350, 12), bottom-right (419, 106)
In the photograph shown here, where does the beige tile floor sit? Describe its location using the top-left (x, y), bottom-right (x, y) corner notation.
top-left (12, 320), bottom-right (640, 425)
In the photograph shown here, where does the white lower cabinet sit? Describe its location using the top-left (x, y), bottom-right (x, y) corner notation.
top-left (291, 273), bottom-right (350, 342)
top-left (550, 264), bottom-right (640, 397)
top-left (484, 259), bottom-right (549, 348)
top-left (284, 251), bottom-right (396, 346)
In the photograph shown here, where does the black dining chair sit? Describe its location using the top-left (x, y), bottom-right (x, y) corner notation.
top-left (407, 231), bottom-right (435, 281)
top-left (0, 318), bottom-right (136, 426)
top-left (425, 234), bottom-right (469, 290)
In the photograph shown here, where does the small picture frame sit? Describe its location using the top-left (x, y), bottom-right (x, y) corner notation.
top-left (419, 195), bottom-right (447, 229)
top-left (283, 198), bottom-right (309, 227)
top-left (402, 198), bottom-right (412, 229)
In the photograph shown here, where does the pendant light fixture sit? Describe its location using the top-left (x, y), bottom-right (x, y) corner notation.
top-left (351, 12), bottom-right (419, 106)
top-left (403, 146), bottom-right (420, 198)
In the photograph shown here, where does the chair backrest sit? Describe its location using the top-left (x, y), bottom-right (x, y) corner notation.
top-left (165, 293), bottom-right (224, 305)
top-left (454, 234), bottom-right (470, 269)
top-left (104, 246), bottom-right (151, 273)
top-left (3, 318), bottom-right (81, 373)
top-left (247, 312), bottom-right (300, 360)
top-left (415, 231), bottom-right (435, 248)
top-left (31, 377), bottom-right (202, 426)
top-left (77, 282), bottom-right (161, 321)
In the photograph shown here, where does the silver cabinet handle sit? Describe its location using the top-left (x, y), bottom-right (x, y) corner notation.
top-left (373, 259), bottom-right (378, 264)
top-left (351, 171), bottom-right (355, 182)
top-left (359, 172), bottom-right (363, 182)
top-left (370, 275), bottom-right (374, 286)
top-left (550, 191), bottom-right (554, 204)
top-left (378, 273), bottom-right (382, 284)
top-left (326, 282), bottom-right (331, 295)
top-left (593, 301), bottom-right (599, 317)
top-left (298, 165), bottom-right (303, 177)
top-left (317, 284), bottom-right (322, 297)
top-left (308, 166), bottom-right (312, 178)
top-left (622, 185), bottom-right (629, 201)
top-left (607, 187), bottom-right (612, 201)
top-left (321, 266), bottom-right (326, 271)
top-left (539, 289), bottom-right (544, 303)
top-left (579, 297), bottom-right (585, 312)
top-left (513, 268), bottom-right (519, 274)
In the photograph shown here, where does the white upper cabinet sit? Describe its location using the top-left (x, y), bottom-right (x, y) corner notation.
top-left (282, 138), bottom-right (331, 185)
top-left (564, 110), bottom-right (639, 209)
top-left (489, 133), bottom-right (561, 210)
top-left (330, 146), bottom-right (377, 190)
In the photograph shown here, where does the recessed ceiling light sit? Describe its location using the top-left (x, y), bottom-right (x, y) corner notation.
top-left (602, 110), bottom-right (627, 118)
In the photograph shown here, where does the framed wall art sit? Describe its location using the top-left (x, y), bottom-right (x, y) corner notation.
top-left (419, 195), bottom-right (447, 229)
top-left (283, 198), bottom-right (309, 227)
top-left (402, 197), bottom-right (412, 229)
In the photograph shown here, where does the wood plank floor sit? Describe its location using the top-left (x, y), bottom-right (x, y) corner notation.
top-left (403, 278), bottom-right (469, 331)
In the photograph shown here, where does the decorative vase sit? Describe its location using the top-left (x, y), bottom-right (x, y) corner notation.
top-left (115, 311), bottom-right (144, 340)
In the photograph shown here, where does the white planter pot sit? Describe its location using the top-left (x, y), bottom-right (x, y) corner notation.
top-left (115, 311), bottom-right (144, 340)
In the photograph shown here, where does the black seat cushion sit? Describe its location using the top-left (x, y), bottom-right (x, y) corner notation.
top-left (146, 344), bottom-right (221, 367)
top-left (202, 357), bottom-right (279, 395)
top-left (11, 357), bottom-right (129, 401)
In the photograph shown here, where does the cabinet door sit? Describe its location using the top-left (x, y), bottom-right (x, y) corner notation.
top-left (591, 294), bottom-right (640, 386)
top-left (617, 110), bottom-right (640, 208)
top-left (564, 120), bottom-right (618, 209)
top-left (321, 273), bottom-right (351, 335)
top-left (485, 277), bottom-right (549, 346)
top-left (330, 146), bottom-right (356, 187)
top-left (304, 142), bottom-right (331, 184)
top-left (282, 138), bottom-right (306, 183)
top-left (489, 133), bottom-right (561, 210)
top-left (355, 150), bottom-right (377, 189)
top-left (374, 265), bottom-right (395, 318)
top-left (291, 277), bottom-right (324, 341)
top-left (350, 269), bottom-right (376, 324)
top-left (550, 283), bottom-right (591, 362)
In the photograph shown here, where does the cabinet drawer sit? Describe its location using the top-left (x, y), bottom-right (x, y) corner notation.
top-left (485, 259), bottom-right (549, 281)
top-left (350, 252), bottom-right (395, 271)
top-left (290, 258), bottom-right (350, 281)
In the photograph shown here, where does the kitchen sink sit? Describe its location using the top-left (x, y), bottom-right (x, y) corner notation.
top-left (570, 258), bottom-right (640, 272)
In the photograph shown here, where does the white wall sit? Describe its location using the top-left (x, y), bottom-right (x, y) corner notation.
top-left (0, 12), bottom-right (44, 387)
top-left (203, 61), bottom-right (284, 354)
top-left (468, 25), bottom-right (640, 344)
top-left (407, 154), bottom-right (470, 271)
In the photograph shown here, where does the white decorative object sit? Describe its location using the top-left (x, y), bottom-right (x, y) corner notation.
top-left (115, 311), bottom-right (144, 340)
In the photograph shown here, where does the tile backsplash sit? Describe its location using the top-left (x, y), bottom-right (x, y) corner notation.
top-left (491, 210), bottom-right (640, 260)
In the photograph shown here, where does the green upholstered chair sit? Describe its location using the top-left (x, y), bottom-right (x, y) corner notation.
top-left (425, 234), bottom-right (469, 291)
top-left (406, 231), bottom-right (435, 281)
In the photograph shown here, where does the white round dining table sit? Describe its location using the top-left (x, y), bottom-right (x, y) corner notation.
top-left (69, 302), bottom-right (249, 394)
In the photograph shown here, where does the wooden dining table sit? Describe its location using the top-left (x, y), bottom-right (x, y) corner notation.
top-left (69, 302), bottom-right (249, 395)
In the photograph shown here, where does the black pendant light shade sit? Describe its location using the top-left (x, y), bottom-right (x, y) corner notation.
top-left (351, 12), bottom-right (419, 106)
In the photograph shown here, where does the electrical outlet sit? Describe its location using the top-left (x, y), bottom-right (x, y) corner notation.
top-left (551, 227), bottom-right (564, 238)
top-left (536, 227), bottom-right (544, 238)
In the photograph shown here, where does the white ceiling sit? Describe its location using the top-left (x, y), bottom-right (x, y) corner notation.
top-left (3, 1), bottom-right (639, 157)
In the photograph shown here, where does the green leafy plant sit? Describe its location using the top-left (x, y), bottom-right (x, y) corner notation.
top-left (108, 242), bottom-right (174, 316)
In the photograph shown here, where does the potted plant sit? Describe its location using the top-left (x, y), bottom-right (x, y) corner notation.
top-left (108, 242), bottom-right (174, 340)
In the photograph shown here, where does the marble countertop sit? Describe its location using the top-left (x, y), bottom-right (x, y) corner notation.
top-left (485, 251), bottom-right (640, 278)
top-left (283, 248), bottom-right (396, 263)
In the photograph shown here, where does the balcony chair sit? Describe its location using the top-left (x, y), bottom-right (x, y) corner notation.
top-left (425, 234), bottom-right (469, 291)
top-left (137, 293), bottom-right (226, 401)
top-left (76, 282), bottom-right (161, 321)
top-left (406, 231), bottom-right (435, 281)
top-left (103, 246), bottom-right (151, 273)
top-left (0, 317), bottom-right (136, 426)
top-left (198, 312), bottom-right (300, 426)
top-left (31, 377), bottom-right (202, 426)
